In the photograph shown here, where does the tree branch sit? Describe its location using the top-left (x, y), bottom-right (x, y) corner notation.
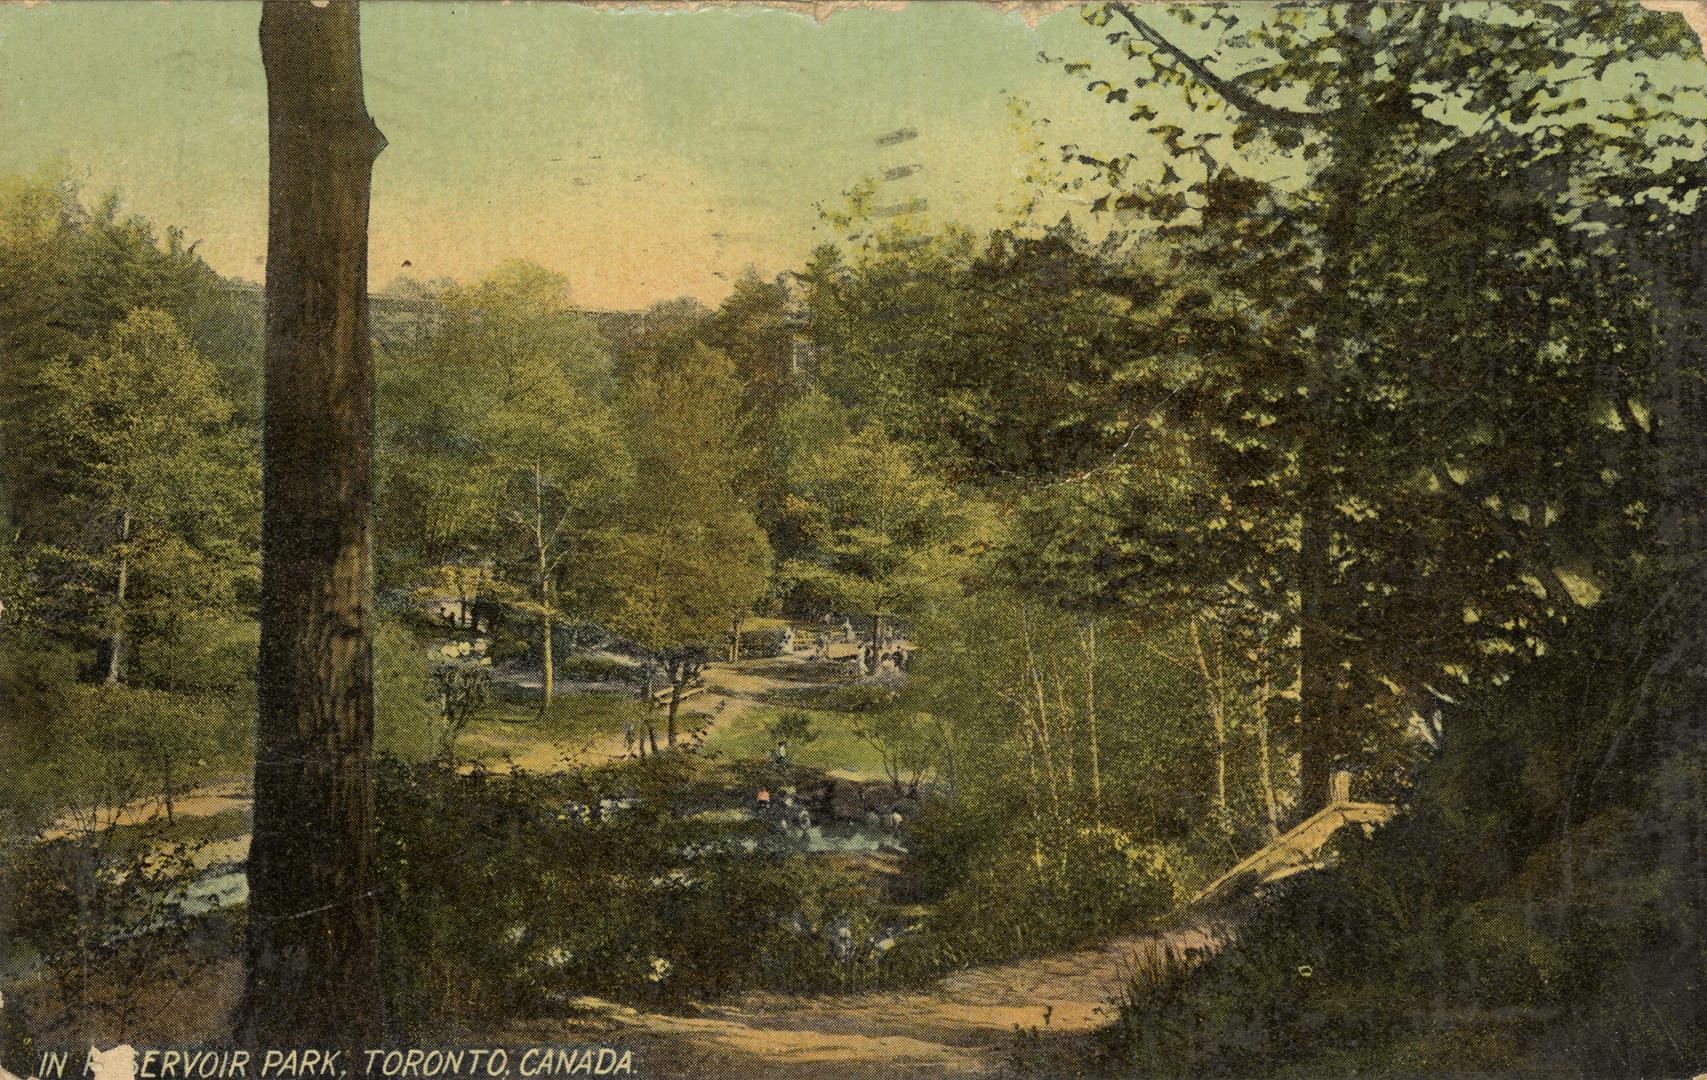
top-left (1108, 3), bottom-right (1339, 132)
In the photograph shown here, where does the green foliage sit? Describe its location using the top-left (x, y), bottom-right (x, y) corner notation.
top-left (805, 223), bottom-right (1142, 481)
top-left (430, 659), bottom-right (494, 762)
top-left (732, 623), bottom-right (791, 658)
top-left (6, 4), bottom-right (1706, 1043)
top-left (370, 759), bottom-right (890, 1032)
top-left (801, 230), bottom-right (980, 431)
top-left (0, 174), bottom-right (260, 589)
top-left (374, 618), bottom-right (440, 762)
top-left (775, 389), bottom-right (852, 487)
top-left (0, 171), bottom-right (259, 414)
top-left (789, 679), bottom-right (900, 715)
top-left (376, 261), bottom-right (623, 700)
top-left (594, 342), bottom-right (771, 663)
top-left (557, 653), bottom-right (635, 683)
top-left (1105, 583), bottom-right (1707, 1079)
top-left (767, 710), bottom-right (818, 749)
top-left (2, 824), bottom-right (224, 1042)
top-left (782, 426), bottom-right (985, 627)
top-left (453, 691), bottom-right (649, 770)
top-left (1, 642), bottom-right (251, 844)
top-left (904, 818), bottom-right (1188, 973)
top-left (703, 270), bottom-right (800, 535)
top-left (994, 14), bottom-right (1707, 1070)
top-left (28, 308), bottom-right (257, 682)
top-left (700, 705), bottom-right (891, 780)
top-left (910, 591), bottom-right (1226, 852)
top-left (851, 705), bottom-right (942, 797)
top-left (128, 614), bottom-right (257, 698)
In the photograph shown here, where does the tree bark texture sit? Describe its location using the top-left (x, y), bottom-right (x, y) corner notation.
top-left (242, 0), bottom-right (386, 1048)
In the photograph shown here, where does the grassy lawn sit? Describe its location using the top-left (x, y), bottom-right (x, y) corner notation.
top-left (701, 703), bottom-right (892, 778)
top-left (457, 690), bottom-right (648, 764)
top-left (760, 679), bottom-right (901, 712)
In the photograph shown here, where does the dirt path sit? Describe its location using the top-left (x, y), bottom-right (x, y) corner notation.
top-left (38, 783), bottom-right (252, 841)
top-left (516, 913), bottom-right (1232, 1079)
top-left (468, 649), bottom-right (837, 771)
top-left (556, 644), bottom-right (853, 760)
top-left (41, 646), bottom-right (850, 843)
top-left (50, 645), bottom-right (1249, 1078)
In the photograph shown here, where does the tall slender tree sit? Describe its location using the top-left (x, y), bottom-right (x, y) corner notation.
top-left (599, 343), bottom-right (771, 750)
top-left (241, 0), bottom-right (386, 1045)
top-left (1060, 0), bottom-right (1693, 813)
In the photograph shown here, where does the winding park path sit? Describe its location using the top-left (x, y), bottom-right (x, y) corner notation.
top-left (40, 643), bottom-right (1388, 1077)
top-left (517, 915), bottom-right (1234, 1079)
top-left (43, 642), bottom-right (854, 831)
top-left (466, 642), bottom-right (874, 773)
top-left (36, 643), bottom-right (876, 866)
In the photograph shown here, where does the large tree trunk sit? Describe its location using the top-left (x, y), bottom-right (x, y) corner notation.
top-left (242, 0), bottom-right (386, 1048)
top-left (1292, 101), bottom-right (1372, 820)
top-left (105, 504), bottom-right (131, 686)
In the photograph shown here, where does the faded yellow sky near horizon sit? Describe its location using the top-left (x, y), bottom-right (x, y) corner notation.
top-left (6, 2), bottom-right (1706, 311)
top-left (0, 1), bottom-right (1148, 311)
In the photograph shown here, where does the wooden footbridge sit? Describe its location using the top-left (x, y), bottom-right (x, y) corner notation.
top-left (1193, 787), bottom-right (1396, 905)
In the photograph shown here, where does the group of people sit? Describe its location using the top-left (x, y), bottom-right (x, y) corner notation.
top-left (754, 786), bottom-right (813, 832)
top-left (778, 613), bottom-right (910, 675)
top-left (857, 639), bottom-right (909, 676)
top-left (753, 786), bottom-right (906, 835)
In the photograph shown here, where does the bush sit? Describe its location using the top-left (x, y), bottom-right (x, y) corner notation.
top-left (767, 711), bottom-right (818, 748)
top-left (1103, 588), bottom-right (1707, 1079)
top-left (375, 618), bottom-right (439, 761)
top-left (130, 614), bottom-right (258, 699)
top-left (736, 626), bottom-right (790, 658)
top-left (488, 632), bottom-right (533, 667)
top-left (1, 821), bottom-right (226, 1044)
top-left (870, 813), bottom-right (1189, 985)
top-left (558, 653), bottom-right (635, 683)
top-left (811, 680), bottom-right (901, 713)
top-left (370, 758), bottom-right (893, 1034)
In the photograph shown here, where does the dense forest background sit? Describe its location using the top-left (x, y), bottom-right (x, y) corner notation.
top-left (4, 3), bottom-right (1707, 1077)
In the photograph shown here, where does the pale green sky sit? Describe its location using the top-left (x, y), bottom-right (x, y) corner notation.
top-left (0, 1), bottom-right (1145, 309)
top-left (5, 2), bottom-right (1704, 310)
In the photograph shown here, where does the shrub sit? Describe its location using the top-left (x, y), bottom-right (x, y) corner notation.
top-left (767, 711), bottom-right (819, 748)
top-left (558, 653), bottom-right (635, 683)
top-left (130, 614), bottom-right (258, 699)
top-left (874, 816), bottom-right (1189, 984)
top-left (370, 759), bottom-right (890, 1034)
top-left (488, 632), bottom-right (533, 667)
top-left (375, 618), bottom-right (439, 761)
top-left (1102, 589), bottom-right (1707, 1080)
top-left (431, 660), bottom-right (493, 761)
top-left (2, 821), bottom-right (224, 1044)
top-left (812, 680), bottom-right (901, 713)
top-left (736, 626), bottom-right (790, 658)
top-left (5, 680), bottom-right (246, 831)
